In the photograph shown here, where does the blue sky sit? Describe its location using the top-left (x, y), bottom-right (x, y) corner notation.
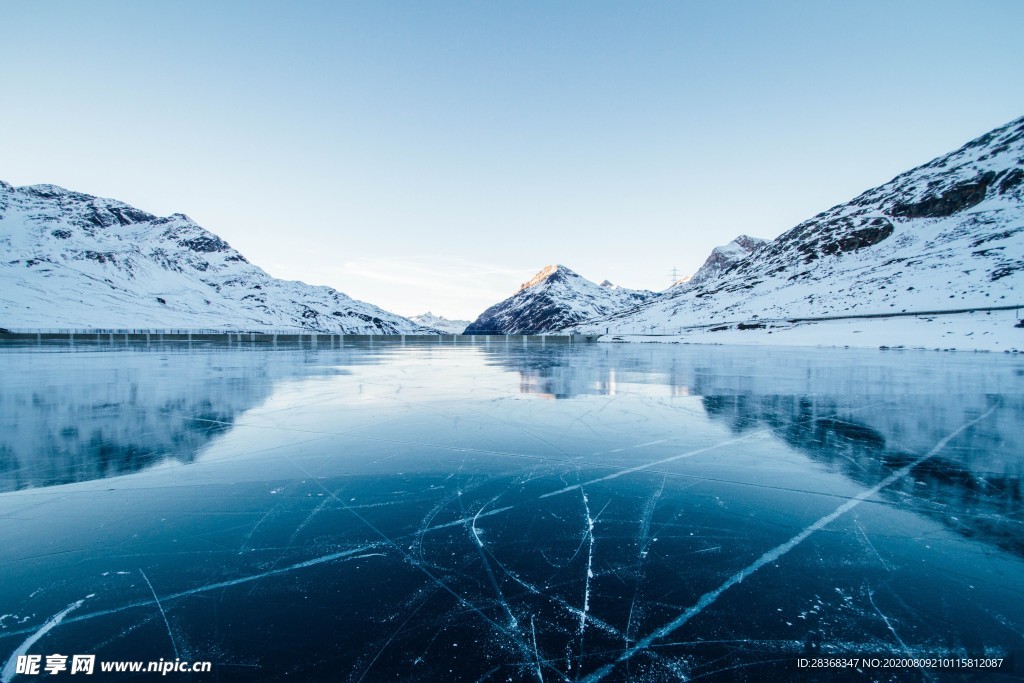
top-left (4, 1), bottom-right (1023, 320)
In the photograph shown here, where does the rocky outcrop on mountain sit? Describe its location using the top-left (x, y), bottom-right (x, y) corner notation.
top-left (464, 265), bottom-right (654, 334)
top-left (575, 115), bottom-right (1024, 333)
top-left (0, 182), bottom-right (433, 333)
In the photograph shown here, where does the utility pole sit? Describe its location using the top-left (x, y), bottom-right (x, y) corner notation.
top-left (669, 266), bottom-right (679, 286)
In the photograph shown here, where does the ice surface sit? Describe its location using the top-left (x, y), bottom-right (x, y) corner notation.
top-left (0, 340), bottom-right (1022, 680)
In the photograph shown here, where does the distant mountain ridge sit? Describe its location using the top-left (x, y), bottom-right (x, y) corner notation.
top-left (6, 116), bottom-right (1020, 339)
top-left (464, 265), bottom-right (655, 334)
top-left (574, 115), bottom-right (1024, 333)
top-left (410, 312), bottom-right (470, 334)
top-left (0, 181), bottom-right (433, 333)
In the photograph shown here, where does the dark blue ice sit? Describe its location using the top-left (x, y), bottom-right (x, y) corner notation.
top-left (1, 340), bottom-right (1022, 681)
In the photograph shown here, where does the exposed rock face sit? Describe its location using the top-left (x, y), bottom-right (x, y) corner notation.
top-left (889, 172), bottom-right (997, 219)
top-left (573, 115), bottom-right (1024, 332)
top-left (0, 182), bottom-right (433, 333)
top-left (464, 265), bottom-right (655, 334)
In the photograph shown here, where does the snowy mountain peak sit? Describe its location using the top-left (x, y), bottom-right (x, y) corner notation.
top-left (409, 312), bottom-right (471, 334)
top-left (517, 264), bottom-right (577, 292)
top-left (0, 181), bottom-right (433, 334)
top-left (714, 235), bottom-right (766, 256)
top-left (466, 265), bottom-right (655, 334)
top-left (680, 234), bottom-right (769, 289)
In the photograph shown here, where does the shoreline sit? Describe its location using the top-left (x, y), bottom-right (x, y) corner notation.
top-left (599, 310), bottom-right (1023, 353)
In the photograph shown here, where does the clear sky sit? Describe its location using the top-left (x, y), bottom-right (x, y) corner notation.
top-left (3, 1), bottom-right (1023, 320)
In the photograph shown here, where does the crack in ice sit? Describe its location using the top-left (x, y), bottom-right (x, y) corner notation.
top-left (581, 402), bottom-right (999, 682)
top-left (466, 494), bottom-right (518, 629)
top-left (0, 546), bottom-right (385, 641)
top-left (542, 429), bottom-right (775, 499)
top-left (139, 569), bottom-right (179, 660)
top-left (1, 599), bottom-right (86, 683)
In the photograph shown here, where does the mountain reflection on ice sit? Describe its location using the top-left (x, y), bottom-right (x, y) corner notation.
top-left (0, 345), bottom-right (352, 491)
top-left (0, 340), bottom-right (1021, 681)
top-left (506, 345), bottom-right (1023, 559)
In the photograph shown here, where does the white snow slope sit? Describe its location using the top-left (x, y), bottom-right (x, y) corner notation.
top-left (409, 312), bottom-right (470, 334)
top-left (0, 182), bottom-right (434, 334)
top-left (464, 265), bottom-right (655, 334)
top-left (575, 115), bottom-right (1024, 349)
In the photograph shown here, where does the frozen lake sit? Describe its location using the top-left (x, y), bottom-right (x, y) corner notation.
top-left (1, 340), bottom-right (1022, 681)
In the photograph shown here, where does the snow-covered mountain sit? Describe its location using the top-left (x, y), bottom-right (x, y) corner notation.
top-left (409, 312), bottom-right (470, 334)
top-left (0, 182), bottom-right (434, 333)
top-left (576, 115), bottom-right (1024, 334)
top-left (464, 265), bottom-right (655, 334)
top-left (676, 235), bottom-right (768, 290)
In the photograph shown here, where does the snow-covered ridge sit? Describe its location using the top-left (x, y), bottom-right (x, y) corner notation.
top-left (676, 235), bottom-right (768, 290)
top-left (464, 264), bottom-right (655, 334)
top-left (517, 264), bottom-right (562, 293)
top-left (0, 181), bottom-right (433, 334)
top-left (575, 115), bottom-right (1024, 338)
